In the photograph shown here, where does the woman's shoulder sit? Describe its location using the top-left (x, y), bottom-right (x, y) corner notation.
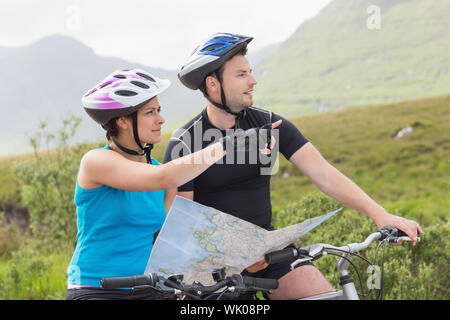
top-left (81, 145), bottom-right (118, 165)
top-left (78, 147), bottom-right (117, 189)
top-left (83, 146), bottom-right (108, 158)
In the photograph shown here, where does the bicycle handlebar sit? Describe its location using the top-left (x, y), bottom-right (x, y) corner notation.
top-left (101, 227), bottom-right (416, 299)
top-left (101, 273), bottom-right (278, 298)
top-left (101, 273), bottom-right (159, 289)
top-left (262, 226), bottom-right (421, 300)
top-left (265, 247), bottom-right (300, 265)
top-left (242, 275), bottom-right (279, 290)
top-left (264, 226), bottom-right (420, 265)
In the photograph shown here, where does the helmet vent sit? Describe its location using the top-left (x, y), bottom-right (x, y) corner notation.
top-left (113, 74), bottom-right (126, 79)
top-left (84, 88), bottom-right (97, 97)
top-left (115, 90), bottom-right (138, 97)
top-left (136, 72), bottom-right (156, 82)
top-left (99, 81), bottom-right (112, 89)
top-left (203, 44), bottom-right (224, 52)
top-left (131, 81), bottom-right (150, 89)
top-left (216, 36), bottom-right (238, 43)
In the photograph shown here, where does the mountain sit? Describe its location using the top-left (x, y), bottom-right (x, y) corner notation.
top-left (253, 0), bottom-right (450, 117)
top-left (247, 42), bottom-right (281, 67)
top-left (0, 35), bottom-right (205, 156)
top-left (0, 35), bottom-right (280, 156)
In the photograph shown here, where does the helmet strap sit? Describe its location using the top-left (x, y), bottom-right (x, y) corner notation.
top-left (110, 111), bottom-right (153, 164)
top-left (131, 111), bottom-right (153, 164)
top-left (203, 73), bottom-right (246, 129)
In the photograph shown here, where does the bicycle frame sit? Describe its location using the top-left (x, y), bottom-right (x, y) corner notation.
top-left (296, 232), bottom-right (383, 300)
top-left (300, 253), bottom-right (359, 300)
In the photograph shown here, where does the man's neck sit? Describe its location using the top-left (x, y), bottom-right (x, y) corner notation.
top-left (206, 103), bottom-right (237, 130)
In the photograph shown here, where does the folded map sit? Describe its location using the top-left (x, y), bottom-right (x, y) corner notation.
top-left (145, 196), bottom-right (342, 285)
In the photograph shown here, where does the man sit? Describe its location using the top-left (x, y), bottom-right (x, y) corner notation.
top-left (164, 33), bottom-right (423, 299)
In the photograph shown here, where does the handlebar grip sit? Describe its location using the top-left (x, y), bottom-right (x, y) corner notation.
top-left (101, 273), bottom-right (158, 289)
top-left (379, 226), bottom-right (413, 240)
top-left (243, 276), bottom-right (279, 290)
top-left (396, 229), bottom-right (408, 237)
top-left (265, 247), bottom-right (298, 264)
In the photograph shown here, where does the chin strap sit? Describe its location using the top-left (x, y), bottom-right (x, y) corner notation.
top-left (143, 144), bottom-right (153, 164)
top-left (203, 71), bottom-right (246, 129)
top-left (111, 111), bottom-right (153, 164)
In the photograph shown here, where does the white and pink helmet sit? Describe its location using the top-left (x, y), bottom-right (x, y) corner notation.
top-left (81, 68), bottom-right (170, 164)
top-left (82, 68), bottom-right (170, 126)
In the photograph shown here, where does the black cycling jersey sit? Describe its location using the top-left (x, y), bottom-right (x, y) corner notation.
top-left (163, 106), bottom-right (308, 230)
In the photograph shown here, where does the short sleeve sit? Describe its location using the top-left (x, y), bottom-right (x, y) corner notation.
top-left (271, 113), bottom-right (309, 160)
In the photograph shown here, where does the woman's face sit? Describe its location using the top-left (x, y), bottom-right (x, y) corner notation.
top-left (136, 96), bottom-right (165, 144)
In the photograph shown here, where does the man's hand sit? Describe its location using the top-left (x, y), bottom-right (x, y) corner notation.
top-left (245, 259), bottom-right (269, 273)
top-left (375, 212), bottom-right (423, 246)
top-left (221, 120), bottom-right (282, 153)
top-left (259, 120), bottom-right (282, 155)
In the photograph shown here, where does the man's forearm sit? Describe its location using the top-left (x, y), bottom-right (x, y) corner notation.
top-left (317, 163), bottom-right (390, 225)
top-left (290, 143), bottom-right (422, 242)
top-left (289, 143), bottom-right (390, 226)
top-left (164, 188), bottom-right (177, 215)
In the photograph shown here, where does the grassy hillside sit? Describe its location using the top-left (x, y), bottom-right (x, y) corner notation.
top-left (254, 0), bottom-right (450, 118)
top-left (270, 94), bottom-right (450, 227)
top-left (0, 94), bottom-right (449, 299)
top-left (1, 94), bottom-right (449, 229)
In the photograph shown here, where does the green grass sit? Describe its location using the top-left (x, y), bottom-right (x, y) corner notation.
top-left (269, 94), bottom-right (450, 227)
top-left (273, 196), bottom-right (449, 299)
top-left (254, 0), bottom-right (450, 117)
top-left (0, 244), bottom-right (72, 300)
top-left (0, 154), bottom-right (28, 212)
top-left (0, 94), bottom-right (449, 299)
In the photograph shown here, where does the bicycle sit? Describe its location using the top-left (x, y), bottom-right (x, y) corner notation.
top-left (264, 225), bottom-right (421, 300)
top-left (101, 268), bottom-right (279, 300)
top-left (101, 226), bottom-right (418, 300)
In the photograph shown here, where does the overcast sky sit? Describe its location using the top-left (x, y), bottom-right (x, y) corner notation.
top-left (0, 0), bottom-right (332, 69)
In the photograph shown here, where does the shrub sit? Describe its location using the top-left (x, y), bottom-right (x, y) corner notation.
top-left (0, 243), bottom-right (70, 300)
top-left (12, 115), bottom-right (93, 247)
top-left (1, 115), bottom-right (100, 299)
top-left (273, 193), bottom-right (449, 300)
top-left (0, 224), bottom-right (22, 258)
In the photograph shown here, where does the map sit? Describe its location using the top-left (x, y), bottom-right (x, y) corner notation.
top-left (145, 196), bottom-right (342, 285)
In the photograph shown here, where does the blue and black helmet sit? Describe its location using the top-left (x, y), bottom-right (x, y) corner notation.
top-left (178, 33), bottom-right (253, 90)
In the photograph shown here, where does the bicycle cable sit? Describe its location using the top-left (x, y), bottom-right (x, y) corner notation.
top-left (325, 245), bottom-right (388, 298)
top-left (216, 287), bottom-right (232, 300)
top-left (325, 247), bottom-right (373, 266)
top-left (377, 240), bottom-right (388, 300)
top-left (163, 278), bottom-right (202, 300)
top-left (326, 252), bottom-right (368, 297)
top-left (373, 239), bottom-right (389, 300)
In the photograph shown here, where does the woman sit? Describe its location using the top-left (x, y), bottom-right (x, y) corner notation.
top-left (66, 68), bottom-right (230, 300)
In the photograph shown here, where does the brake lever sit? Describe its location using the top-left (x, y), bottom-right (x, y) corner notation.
top-left (389, 236), bottom-right (421, 244)
top-left (290, 244), bottom-right (324, 269)
top-left (132, 283), bottom-right (178, 299)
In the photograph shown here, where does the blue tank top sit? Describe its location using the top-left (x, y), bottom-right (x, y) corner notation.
top-left (67, 146), bottom-right (166, 287)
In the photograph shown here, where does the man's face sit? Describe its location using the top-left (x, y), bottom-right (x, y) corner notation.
top-left (220, 55), bottom-right (258, 112)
